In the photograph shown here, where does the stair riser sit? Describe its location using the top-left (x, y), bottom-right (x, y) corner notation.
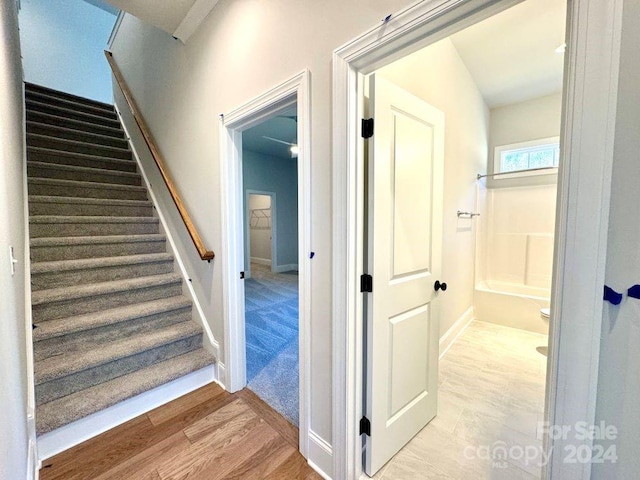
top-left (27, 149), bottom-right (137, 173)
top-left (26, 101), bottom-right (120, 129)
top-left (27, 111), bottom-right (124, 139)
top-left (28, 123), bottom-right (128, 149)
top-left (29, 220), bottom-right (159, 239)
top-left (29, 201), bottom-right (153, 217)
top-left (36, 334), bottom-right (202, 404)
top-left (32, 281), bottom-right (183, 322)
top-left (35, 308), bottom-right (193, 362)
top-left (27, 135), bottom-right (132, 160)
top-left (30, 239), bottom-right (167, 262)
top-left (31, 259), bottom-right (174, 290)
top-left (27, 164), bottom-right (140, 186)
top-left (26, 91), bottom-right (116, 117)
top-left (28, 182), bottom-right (148, 201)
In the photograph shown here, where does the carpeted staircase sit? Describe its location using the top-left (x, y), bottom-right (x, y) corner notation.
top-left (25, 83), bottom-right (214, 435)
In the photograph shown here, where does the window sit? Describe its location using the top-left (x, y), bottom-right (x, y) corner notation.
top-left (494, 137), bottom-right (560, 179)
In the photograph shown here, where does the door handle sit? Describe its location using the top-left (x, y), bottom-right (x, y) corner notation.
top-left (434, 280), bottom-right (447, 292)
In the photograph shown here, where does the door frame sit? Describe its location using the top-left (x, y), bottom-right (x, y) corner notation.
top-left (245, 190), bottom-right (277, 278)
top-left (331, 1), bottom-right (624, 479)
top-left (220, 70), bottom-right (312, 456)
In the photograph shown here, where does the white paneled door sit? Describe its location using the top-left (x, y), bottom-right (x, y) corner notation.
top-left (364, 75), bottom-right (445, 476)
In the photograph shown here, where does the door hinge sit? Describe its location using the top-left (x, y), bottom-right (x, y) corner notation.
top-left (240, 271), bottom-right (245, 279)
top-left (360, 416), bottom-right (371, 436)
top-left (362, 118), bottom-right (374, 138)
top-left (361, 274), bottom-right (373, 293)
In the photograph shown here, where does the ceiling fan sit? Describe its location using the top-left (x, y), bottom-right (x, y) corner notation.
top-left (262, 135), bottom-right (299, 158)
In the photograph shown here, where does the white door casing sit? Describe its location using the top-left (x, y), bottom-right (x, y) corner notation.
top-left (364, 75), bottom-right (445, 476)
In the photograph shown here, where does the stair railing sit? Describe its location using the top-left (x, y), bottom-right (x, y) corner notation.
top-left (104, 51), bottom-right (215, 261)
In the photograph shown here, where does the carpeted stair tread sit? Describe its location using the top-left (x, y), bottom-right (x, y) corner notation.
top-left (31, 252), bottom-right (171, 274)
top-left (36, 349), bottom-right (214, 435)
top-left (27, 121), bottom-right (128, 148)
top-left (25, 82), bottom-right (115, 111)
top-left (34, 320), bottom-right (202, 385)
top-left (27, 160), bottom-right (139, 178)
top-left (27, 146), bottom-right (136, 171)
top-left (32, 272), bottom-right (181, 306)
top-left (25, 99), bottom-right (120, 128)
top-left (31, 233), bottom-right (166, 248)
top-left (27, 133), bottom-right (131, 160)
top-left (25, 92), bottom-right (117, 119)
top-left (30, 215), bottom-right (159, 226)
top-left (28, 177), bottom-right (146, 193)
top-left (32, 296), bottom-right (191, 341)
top-left (26, 111), bottom-right (124, 138)
top-left (28, 195), bottom-right (152, 207)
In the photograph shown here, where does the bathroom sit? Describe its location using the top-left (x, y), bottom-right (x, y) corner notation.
top-left (368, 0), bottom-right (565, 477)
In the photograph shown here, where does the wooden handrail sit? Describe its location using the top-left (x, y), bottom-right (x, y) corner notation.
top-left (105, 51), bottom-right (215, 261)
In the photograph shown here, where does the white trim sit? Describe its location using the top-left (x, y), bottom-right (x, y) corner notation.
top-left (173, 0), bottom-right (220, 43)
top-left (250, 257), bottom-right (271, 266)
top-left (114, 103), bottom-right (220, 361)
top-left (220, 70), bottom-right (312, 458)
top-left (27, 438), bottom-right (38, 480)
top-left (308, 430), bottom-right (334, 480)
top-left (544, 0), bottom-right (623, 477)
top-left (21, 79), bottom-right (39, 476)
top-left (107, 10), bottom-right (125, 49)
top-left (332, 0), bottom-right (623, 478)
top-left (37, 365), bottom-right (216, 461)
top-left (439, 307), bottom-right (474, 359)
top-left (245, 189), bottom-right (277, 278)
top-left (216, 361), bottom-right (227, 390)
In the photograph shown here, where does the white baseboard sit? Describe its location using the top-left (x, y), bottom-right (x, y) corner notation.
top-left (216, 361), bottom-right (227, 390)
top-left (308, 430), bottom-right (333, 479)
top-left (28, 438), bottom-right (38, 480)
top-left (439, 306), bottom-right (474, 359)
top-left (37, 365), bottom-right (216, 461)
top-left (274, 263), bottom-right (298, 273)
top-left (250, 256), bottom-right (271, 266)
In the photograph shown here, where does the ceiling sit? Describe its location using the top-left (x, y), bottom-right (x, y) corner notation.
top-left (243, 107), bottom-right (298, 160)
top-left (449, 0), bottom-right (566, 108)
top-left (103, 0), bottom-right (219, 41)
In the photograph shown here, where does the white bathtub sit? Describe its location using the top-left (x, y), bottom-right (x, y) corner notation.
top-left (474, 280), bottom-right (550, 334)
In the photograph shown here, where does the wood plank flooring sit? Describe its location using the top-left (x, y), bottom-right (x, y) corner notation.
top-left (39, 384), bottom-right (321, 480)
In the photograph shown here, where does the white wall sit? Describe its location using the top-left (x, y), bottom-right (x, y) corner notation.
top-left (593, 0), bottom-right (640, 476)
top-left (19, 0), bottom-right (116, 103)
top-left (248, 194), bottom-right (272, 264)
top-left (0, 1), bottom-right (32, 479)
top-left (488, 93), bottom-right (562, 188)
top-left (377, 38), bottom-right (490, 338)
top-left (110, 0), bottom-right (412, 463)
top-left (243, 150), bottom-right (298, 271)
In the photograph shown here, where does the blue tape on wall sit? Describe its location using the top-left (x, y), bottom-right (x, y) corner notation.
top-left (604, 285), bottom-right (623, 305)
top-left (628, 285), bottom-right (640, 300)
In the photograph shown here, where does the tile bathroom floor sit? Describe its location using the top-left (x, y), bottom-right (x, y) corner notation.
top-left (374, 320), bottom-right (548, 480)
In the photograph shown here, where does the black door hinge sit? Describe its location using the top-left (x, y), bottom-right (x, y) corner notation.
top-left (360, 416), bottom-right (371, 436)
top-left (362, 118), bottom-right (374, 138)
top-left (361, 274), bottom-right (373, 293)
top-left (240, 271), bottom-right (245, 279)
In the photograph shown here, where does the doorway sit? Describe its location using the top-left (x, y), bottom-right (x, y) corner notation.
top-left (332, 0), bottom-right (621, 479)
top-left (220, 70), bottom-right (311, 456)
top-left (242, 113), bottom-right (299, 425)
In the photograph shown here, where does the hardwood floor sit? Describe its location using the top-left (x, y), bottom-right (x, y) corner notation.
top-left (39, 384), bottom-right (321, 480)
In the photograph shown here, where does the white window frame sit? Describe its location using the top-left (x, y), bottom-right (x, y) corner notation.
top-left (494, 136), bottom-right (560, 179)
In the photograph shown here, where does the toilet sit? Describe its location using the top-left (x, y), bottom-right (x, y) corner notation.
top-left (536, 308), bottom-right (551, 356)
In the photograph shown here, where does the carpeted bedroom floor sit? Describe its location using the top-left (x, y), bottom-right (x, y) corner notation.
top-left (245, 263), bottom-right (299, 426)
